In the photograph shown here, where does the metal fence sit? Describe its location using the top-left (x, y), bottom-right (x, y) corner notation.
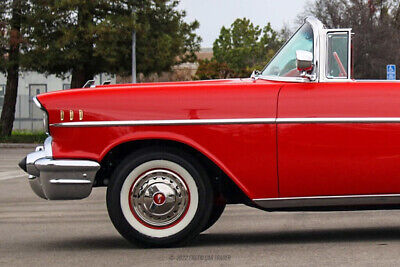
top-left (13, 95), bottom-right (44, 132)
top-left (0, 83), bottom-right (46, 132)
top-left (1, 74), bottom-right (116, 132)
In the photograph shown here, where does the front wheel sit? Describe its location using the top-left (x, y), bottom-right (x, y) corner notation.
top-left (202, 200), bottom-right (226, 232)
top-left (106, 148), bottom-right (213, 247)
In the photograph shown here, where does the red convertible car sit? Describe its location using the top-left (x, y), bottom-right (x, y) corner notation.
top-left (19, 17), bottom-right (400, 247)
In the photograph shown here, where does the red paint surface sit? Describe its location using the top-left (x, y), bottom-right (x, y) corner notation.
top-left (153, 193), bottom-right (166, 205)
top-left (278, 82), bottom-right (400, 197)
top-left (37, 78), bottom-right (400, 200)
top-left (38, 79), bottom-right (281, 199)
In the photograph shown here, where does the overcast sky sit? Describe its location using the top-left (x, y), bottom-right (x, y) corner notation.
top-left (178, 0), bottom-right (312, 48)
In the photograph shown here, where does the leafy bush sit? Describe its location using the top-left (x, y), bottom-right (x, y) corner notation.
top-left (0, 131), bottom-right (47, 143)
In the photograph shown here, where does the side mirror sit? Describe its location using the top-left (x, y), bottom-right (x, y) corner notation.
top-left (250, 69), bottom-right (261, 79)
top-left (296, 50), bottom-right (313, 72)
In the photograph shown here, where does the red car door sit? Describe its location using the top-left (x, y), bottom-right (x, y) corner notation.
top-left (277, 81), bottom-right (400, 197)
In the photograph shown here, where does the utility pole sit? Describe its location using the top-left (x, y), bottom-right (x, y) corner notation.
top-left (132, 30), bottom-right (137, 83)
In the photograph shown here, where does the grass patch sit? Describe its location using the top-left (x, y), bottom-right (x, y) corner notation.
top-left (0, 130), bottom-right (47, 143)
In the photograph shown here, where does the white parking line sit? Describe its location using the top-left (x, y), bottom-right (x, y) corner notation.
top-left (0, 171), bottom-right (27, 181)
top-left (0, 175), bottom-right (26, 181)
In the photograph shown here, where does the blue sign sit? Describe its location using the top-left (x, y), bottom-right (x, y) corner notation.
top-left (387, 65), bottom-right (396, 80)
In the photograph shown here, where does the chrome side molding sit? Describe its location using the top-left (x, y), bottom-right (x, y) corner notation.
top-left (49, 179), bottom-right (91, 184)
top-left (51, 118), bottom-right (276, 127)
top-left (253, 194), bottom-right (400, 209)
top-left (277, 117), bottom-right (400, 124)
top-left (50, 117), bottom-right (400, 128)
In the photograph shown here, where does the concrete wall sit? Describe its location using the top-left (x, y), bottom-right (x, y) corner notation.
top-left (0, 72), bottom-right (115, 131)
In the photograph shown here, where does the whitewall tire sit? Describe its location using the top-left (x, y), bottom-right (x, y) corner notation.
top-left (106, 147), bottom-right (213, 247)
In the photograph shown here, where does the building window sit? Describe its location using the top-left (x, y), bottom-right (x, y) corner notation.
top-left (63, 84), bottom-right (71, 90)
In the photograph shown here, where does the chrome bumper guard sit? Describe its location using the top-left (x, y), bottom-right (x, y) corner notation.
top-left (21, 137), bottom-right (100, 200)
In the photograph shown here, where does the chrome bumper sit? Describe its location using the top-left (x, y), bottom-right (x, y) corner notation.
top-left (19, 137), bottom-right (100, 200)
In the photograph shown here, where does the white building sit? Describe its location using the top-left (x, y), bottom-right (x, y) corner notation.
top-left (0, 72), bottom-right (115, 131)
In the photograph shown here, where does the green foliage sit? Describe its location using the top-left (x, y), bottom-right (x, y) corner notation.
top-left (0, 2), bottom-right (7, 74)
top-left (0, 0), bottom-right (32, 137)
top-left (135, 0), bottom-right (201, 76)
top-left (303, 0), bottom-right (400, 79)
top-left (24, 0), bottom-right (201, 87)
top-left (0, 0), bottom-right (30, 74)
top-left (196, 59), bottom-right (233, 80)
top-left (210, 18), bottom-right (283, 78)
top-left (0, 0), bottom-right (200, 137)
top-left (0, 130), bottom-right (47, 143)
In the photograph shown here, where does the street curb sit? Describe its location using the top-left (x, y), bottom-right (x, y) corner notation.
top-left (0, 143), bottom-right (38, 149)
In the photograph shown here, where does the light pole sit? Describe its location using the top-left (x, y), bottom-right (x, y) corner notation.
top-left (132, 30), bottom-right (137, 83)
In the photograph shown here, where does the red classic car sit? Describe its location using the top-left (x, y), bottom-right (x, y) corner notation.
top-left (19, 17), bottom-right (400, 247)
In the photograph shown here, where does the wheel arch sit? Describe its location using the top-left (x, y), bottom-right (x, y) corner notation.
top-left (95, 138), bottom-right (251, 205)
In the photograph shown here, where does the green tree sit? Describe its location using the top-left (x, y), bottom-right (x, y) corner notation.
top-left (135, 0), bottom-right (201, 76)
top-left (0, 0), bottom-right (29, 136)
top-left (212, 18), bottom-right (283, 78)
top-left (26, 0), bottom-right (201, 88)
top-left (300, 0), bottom-right (400, 79)
top-left (196, 59), bottom-right (233, 80)
top-left (0, 0), bottom-right (200, 136)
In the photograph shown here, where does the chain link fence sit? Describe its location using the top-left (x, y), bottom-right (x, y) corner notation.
top-left (0, 95), bottom-right (45, 132)
top-left (0, 73), bottom-right (115, 132)
top-left (13, 95), bottom-right (44, 131)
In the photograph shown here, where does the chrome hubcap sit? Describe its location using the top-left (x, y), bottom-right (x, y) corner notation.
top-left (130, 169), bottom-right (189, 227)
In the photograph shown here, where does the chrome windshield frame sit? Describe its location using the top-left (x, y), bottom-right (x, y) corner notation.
top-left (257, 17), bottom-right (325, 83)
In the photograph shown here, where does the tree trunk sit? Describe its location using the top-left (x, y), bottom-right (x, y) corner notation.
top-left (0, 0), bottom-right (21, 136)
top-left (70, 67), bottom-right (93, 89)
top-left (69, 4), bottom-right (94, 89)
top-left (0, 66), bottom-right (19, 136)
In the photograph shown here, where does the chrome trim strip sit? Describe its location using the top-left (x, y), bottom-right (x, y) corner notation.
top-left (33, 97), bottom-right (42, 109)
top-left (258, 17), bottom-right (323, 83)
top-left (254, 194), bottom-right (400, 209)
top-left (49, 179), bottom-right (91, 184)
top-left (256, 75), bottom-right (310, 83)
top-left (356, 80), bottom-right (400, 83)
top-left (50, 118), bottom-right (276, 127)
top-left (26, 137), bottom-right (53, 177)
top-left (51, 117), bottom-right (400, 128)
top-left (34, 158), bottom-right (100, 170)
top-left (276, 117), bottom-right (400, 124)
top-left (43, 136), bottom-right (53, 158)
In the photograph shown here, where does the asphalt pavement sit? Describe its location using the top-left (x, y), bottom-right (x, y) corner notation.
top-left (2, 147), bottom-right (400, 266)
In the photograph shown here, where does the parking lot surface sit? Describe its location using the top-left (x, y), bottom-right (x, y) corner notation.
top-left (2, 148), bottom-right (400, 266)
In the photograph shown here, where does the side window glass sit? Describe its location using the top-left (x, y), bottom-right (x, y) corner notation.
top-left (326, 32), bottom-right (349, 79)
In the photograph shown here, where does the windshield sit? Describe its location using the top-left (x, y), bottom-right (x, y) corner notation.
top-left (262, 23), bottom-right (314, 77)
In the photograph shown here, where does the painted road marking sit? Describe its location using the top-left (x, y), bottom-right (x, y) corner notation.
top-left (0, 171), bottom-right (27, 181)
